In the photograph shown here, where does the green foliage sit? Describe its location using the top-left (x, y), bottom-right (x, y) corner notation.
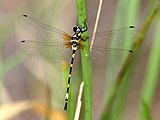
top-left (101, 1), bottom-right (160, 120)
top-left (1, 0), bottom-right (160, 120)
top-left (76, 0), bottom-right (92, 120)
top-left (137, 5), bottom-right (160, 119)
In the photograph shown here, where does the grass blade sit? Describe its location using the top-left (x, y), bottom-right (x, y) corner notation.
top-left (76, 0), bottom-right (92, 119)
top-left (101, 1), bottom-right (159, 120)
top-left (137, 3), bottom-right (160, 119)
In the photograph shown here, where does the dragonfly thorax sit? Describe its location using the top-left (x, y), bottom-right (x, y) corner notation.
top-left (70, 40), bottom-right (79, 50)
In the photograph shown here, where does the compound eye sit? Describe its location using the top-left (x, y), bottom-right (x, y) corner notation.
top-left (73, 26), bottom-right (77, 32)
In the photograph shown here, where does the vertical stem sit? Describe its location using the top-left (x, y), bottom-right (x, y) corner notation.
top-left (76, 0), bottom-right (92, 120)
top-left (137, 2), bottom-right (160, 120)
top-left (101, 1), bottom-right (159, 120)
top-left (111, 1), bottom-right (139, 120)
top-left (90, 0), bottom-right (103, 51)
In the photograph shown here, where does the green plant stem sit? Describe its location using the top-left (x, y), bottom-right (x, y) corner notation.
top-left (101, 1), bottom-right (159, 120)
top-left (137, 6), bottom-right (160, 120)
top-left (116, 0), bottom-right (159, 100)
top-left (111, 1), bottom-right (140, 120)
top-left (103, 0), bottom-right (139, 120)
top-left (76, 0), bottom-right (92, 120)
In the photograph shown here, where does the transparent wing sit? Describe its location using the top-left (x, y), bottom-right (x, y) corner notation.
top-left (18, 14), bottom-right (71, 42)
top-left (90, 45), bottom-right (133, 67)
top-left (88, 26), bottom-right (134, 67)
top-left (18, 14), bottom-right (73, 63)
top-left (89, 26), bottom-right (135, 49)
top-left (18, 14), bottom-right (134, 67)
top-left (90, 26), bottom-right (134, 38)
top-left (18, 40), bottom-right (72, 63)
top-left (81, 43), bottom-right (133, 68)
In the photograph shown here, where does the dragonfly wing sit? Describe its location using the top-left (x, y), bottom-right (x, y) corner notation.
top-left (88, 26), bottom-right (135, 67)
top-left (18, 14), bottom-right (73, 64)
top-left (83, 45), bottom-right (134, 67)
top-left (18, 14), bottom-right (71, 42)
top-left (89, 26), bottom-right (135, 49)
top-left (18, 40), bottom-right (72, 64)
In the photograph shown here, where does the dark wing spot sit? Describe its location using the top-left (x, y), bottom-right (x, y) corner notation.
top-left (129, 25), bottom-right (134, 28)
top-left (129, 50), bottom-right (134, 53)
top-left (21, 40), bottom-right (26, 43)
top-left (23, 14), bottom-right (28, 17)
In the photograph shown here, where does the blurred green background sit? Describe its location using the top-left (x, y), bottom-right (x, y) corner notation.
top-left (0, 0), bottom-right (160, 120)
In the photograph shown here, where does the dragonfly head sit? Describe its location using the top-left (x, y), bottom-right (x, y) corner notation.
top-left (73, 25), bottom-right (82, 33)
top-left (72, 25), bottom-right (82, 40)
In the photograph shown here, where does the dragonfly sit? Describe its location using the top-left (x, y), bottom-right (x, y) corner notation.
top-left (18, 14), bottom-right (134, 111)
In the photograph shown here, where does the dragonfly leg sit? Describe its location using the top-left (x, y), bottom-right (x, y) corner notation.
top-left (81, 19), bottom-right (88, 33)
top-left (81, 19), bottom-right (89, 41)
top-left (75, 19), bottom-right (88, 33)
